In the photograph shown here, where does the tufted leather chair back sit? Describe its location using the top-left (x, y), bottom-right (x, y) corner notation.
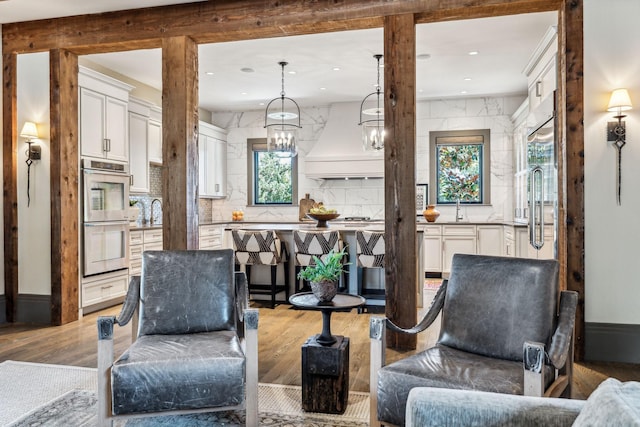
top-left (138, 249), bottom-right (235, 336)
top-left (438, 254), bottom-right (559, 362)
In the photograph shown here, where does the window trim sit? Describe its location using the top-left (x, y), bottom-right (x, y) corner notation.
top-left (429, 129), bottom-right (491, 205)
top-left (246, 138), bottom-right (298, 206)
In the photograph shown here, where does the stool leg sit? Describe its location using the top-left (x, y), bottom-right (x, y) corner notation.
top-left (284, 259), bottom-right (290, 302)
top-left (270, 265), bottom-right (277, 309)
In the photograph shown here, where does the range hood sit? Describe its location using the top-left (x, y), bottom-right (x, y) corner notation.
top-left (305, 102), bottom-right (384, 179)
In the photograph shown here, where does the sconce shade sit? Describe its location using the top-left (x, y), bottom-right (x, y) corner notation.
top-left (20, 121), bottom-right (39, 139)
top-left (607, 88), bottom-right (633, 113)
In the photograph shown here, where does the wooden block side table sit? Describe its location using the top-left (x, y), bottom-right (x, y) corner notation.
top-left (301, 335), bottom-right (349, 414)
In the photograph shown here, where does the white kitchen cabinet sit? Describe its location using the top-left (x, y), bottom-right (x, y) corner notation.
top-left (476, 225), bottom-right (504, 257)
top-left (524, 26), bottom-right (557, 120)
top-left (148, 106), bottom-right (162, 164)
top-left (79, 67), bottom-right (133, 163)
top-left (129, 228), bottom-right (163, 281)
top-left (81, 270), bottom-right (128, 311)
top-left (199, 121), bottom-right (227, 198)
top-left (515, 225), bottom-right (554, 259)
top-left (442, 225), bottom-right (477, 274)
top-left (423, 225), bottom-right (443, 274)
top-left (504, 226), bottom-right (515, 257)
top-left (199, 225), bottom-right (223, 249)
top-left (128, 110), bottom-right (149, 193)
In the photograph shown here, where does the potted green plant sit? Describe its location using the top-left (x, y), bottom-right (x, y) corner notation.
top-left (297, 247), bottom-right (349, 302)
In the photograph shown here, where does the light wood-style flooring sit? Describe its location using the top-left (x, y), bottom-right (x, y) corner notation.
top-left (1, 298), bottom-right (639, 400)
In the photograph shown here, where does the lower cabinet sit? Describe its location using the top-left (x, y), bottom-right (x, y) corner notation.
top-left (423, 225), bottom-right (442, 274)
top-left (199, 225), bottom-right (223, 249)
top-left (515, 225), bottom-right (554, 259)
top-left (442, 225), bottom-right (477, 274)
top-left (81, 270), bottom-right (128, 312)
top-left (129, 228), bottom-right (163, 281)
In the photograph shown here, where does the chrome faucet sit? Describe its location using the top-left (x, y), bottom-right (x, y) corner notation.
top-left (150, 198), bottom-right (162, 225)
top-left (456, 199), bottom-right (464, 222)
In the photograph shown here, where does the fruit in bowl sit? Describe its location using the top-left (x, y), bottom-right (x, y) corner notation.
top-left (232, 210), bottom-right (244, 221)
top-left (306, 206), bottom-right (340, 227)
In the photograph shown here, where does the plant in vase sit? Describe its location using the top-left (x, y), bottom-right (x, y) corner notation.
top-left (297, 248), bottom-right (349, 303)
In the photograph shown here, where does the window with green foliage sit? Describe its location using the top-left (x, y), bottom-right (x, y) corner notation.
top-left (429, 129), bottom-right (491, 205)
top-left (247, 139), bottom-right (298, 205)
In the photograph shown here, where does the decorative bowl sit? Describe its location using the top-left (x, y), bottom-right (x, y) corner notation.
top-left (306, 213), bottom-right (340, 228)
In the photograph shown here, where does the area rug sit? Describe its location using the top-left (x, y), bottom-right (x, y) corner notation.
top-left (0, 361), bottom-right (369, 426)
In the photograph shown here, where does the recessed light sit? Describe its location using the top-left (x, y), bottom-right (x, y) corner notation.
top-left (417, 53), bottom-right (431, 60)
top-left (240, 67), bottom-right (255, 73)
top-left (320, 87), bottom-right (327, 91)
top-left (288, 70), bottom-right (296, 75)
top-left (468, 51), bottom-right (479, 56)
top-left (259, 102), bottom-right (265, 106)
top-left (418, 89), bottom-right (424, 93)
top-left (461, 90), bottom-right (468, 94)
top-left (241, 92), bottom-right (248, 95)
top-left (332, 67), bottom-right (341, 71)
top-left (464, 77), bottom-right (472, 81)
top-left (205, 71), bottom-right (214, 76)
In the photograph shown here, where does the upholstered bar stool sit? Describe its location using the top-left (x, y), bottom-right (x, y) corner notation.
top-left (293, 229), bottom-right (344, 293)
top-left (355, 230), bottom-right (386, 309)
top-left (232, 229), bottom-right (289, 308)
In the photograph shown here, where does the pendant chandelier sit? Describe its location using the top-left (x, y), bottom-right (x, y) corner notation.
top-left (359, 54), bottom-right (384, 152)
top-left (264, 61), bottom-right (301, 157)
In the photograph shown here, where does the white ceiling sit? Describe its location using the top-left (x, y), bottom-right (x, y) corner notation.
top-left (1, 1), bottom-right (557, 112)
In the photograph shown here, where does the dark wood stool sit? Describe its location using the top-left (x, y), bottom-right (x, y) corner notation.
top-left (301, 335), bottom-right (349, 414)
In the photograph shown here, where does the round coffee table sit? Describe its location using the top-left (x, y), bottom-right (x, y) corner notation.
top-left (289, 292), bottom-right (365, 345)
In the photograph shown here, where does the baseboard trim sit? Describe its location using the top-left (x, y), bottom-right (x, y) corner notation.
top-left (16, 294), bottom-right (51, 324)
top-left (585, 322), bottom-right (640, 364)
top-left (0, 295), bottom-right (6, 323)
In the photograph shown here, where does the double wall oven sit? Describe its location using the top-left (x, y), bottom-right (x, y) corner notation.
top-left (82, 159), bottom-right (130, 277)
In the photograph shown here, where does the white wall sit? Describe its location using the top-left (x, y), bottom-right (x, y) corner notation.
top-left (211, 95), bottom-right (522, 223)
top-left (584, 0), bottom-right (640, 325)
top-left (17, 52), bottom-right (51, 295)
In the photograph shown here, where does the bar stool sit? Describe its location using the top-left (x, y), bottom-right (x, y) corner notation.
top-left (232, 229), bottom-right (289, 308)
top-left (355, 230), bottom-right (385, 308)
top-left (293, 229), bottom-right (344, 293)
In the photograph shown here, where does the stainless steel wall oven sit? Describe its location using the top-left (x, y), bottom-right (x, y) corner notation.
top-left (82, 159), bottom-right (130, 277)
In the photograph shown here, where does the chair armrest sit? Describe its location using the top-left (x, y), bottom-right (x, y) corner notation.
top-left (114, 276), bottom-right (140, 327)
top-left (548, 290), bottom-right (578, 369)
top-left (370, 316), bottom-right (387, 427)
top-left (406, 387), bottom-right (584, 427)
top-left (244, 308), bottom-right (259, 427)
top-left (235, 271), bottom-right (249, 338)
top-left (386, 280), bottom-right (447, 334)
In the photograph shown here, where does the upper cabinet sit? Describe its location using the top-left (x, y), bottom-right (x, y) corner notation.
top-left (198, 121), bottom-right (227, 198)
top-left (128, 97), bottom-right (152, 193)
top-left (523, 26), bottom-right (557, 124)
top-left (148, 106), bottom-right (163, 165)
top-left (79, 66), bottom-right (134, 163)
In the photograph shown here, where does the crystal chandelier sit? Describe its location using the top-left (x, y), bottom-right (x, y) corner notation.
top-left (359, 54), bottom-right (384, 152)
top-left (264, 61), bottom-right (301, 157)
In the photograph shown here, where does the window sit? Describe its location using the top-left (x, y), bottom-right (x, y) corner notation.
top-left (429, 129), bottom-right (491, 204)
top-left (247, 139), bottom-right (298, 205)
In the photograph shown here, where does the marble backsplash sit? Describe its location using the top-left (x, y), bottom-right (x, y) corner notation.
top-left (208, 95), bottom-right (523, 224)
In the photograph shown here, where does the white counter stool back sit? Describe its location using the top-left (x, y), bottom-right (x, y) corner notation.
top-left (356, 230), bottom-right (386, 308)
top-left (293, 229), bottom-right (343, 293)
top-left (232, 229), bottom-right (289, 308)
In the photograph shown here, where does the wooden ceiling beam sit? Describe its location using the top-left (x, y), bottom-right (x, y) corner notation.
top-left (3, 0), bottom-right (561, 55)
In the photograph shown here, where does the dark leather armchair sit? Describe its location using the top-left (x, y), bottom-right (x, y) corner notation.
top-left (370, 254), bottom-right (578, 427)
top-left (97, 249), bottom-right (259, 426)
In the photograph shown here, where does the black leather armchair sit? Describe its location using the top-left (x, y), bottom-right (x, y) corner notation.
top-left (370, 253), bottom-right (578, 427)
top-left (97, 249), bottom-right (259, 426)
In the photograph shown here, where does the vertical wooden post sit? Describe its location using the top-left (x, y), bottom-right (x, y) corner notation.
top-left (50, 49), bottom-right (79, 325)
top-left (384, 14), bottom-right (417, 350)
top-left (161, 36), bottom-right (199, 250)
top-left (2, 52), bottom-right (18, 323)
top-left (560, 0), bottom-right (585, 361)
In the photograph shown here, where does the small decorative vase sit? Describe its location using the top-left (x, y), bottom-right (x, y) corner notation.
top-left (310, 279), bottom-right (338, 303)
top-left (423, 205), bottom-right (440, 223)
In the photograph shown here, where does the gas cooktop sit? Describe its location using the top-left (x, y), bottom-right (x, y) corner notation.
top-left (344, 216), bottom-right (372, 221)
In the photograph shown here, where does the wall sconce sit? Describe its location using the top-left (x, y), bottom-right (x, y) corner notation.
top-left (606, 88), bottom-right (633, 205)
top-left (20, 121), bottom-right (41, 207)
